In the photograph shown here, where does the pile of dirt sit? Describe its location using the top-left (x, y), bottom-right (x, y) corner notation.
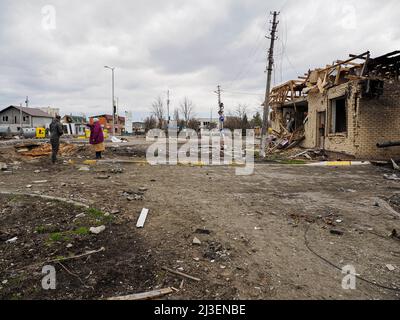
top-left (15, 143), bottom-right (78, 158)
top-left (0, 194), bottom-right (157, 300)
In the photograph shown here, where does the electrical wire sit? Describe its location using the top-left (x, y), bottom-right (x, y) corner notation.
top-left (304, 224), bottom-right (400, 293)
top-left (223, 90), bottom-right (264, 96)
top-left (226, 20), bottom-right (267, 90)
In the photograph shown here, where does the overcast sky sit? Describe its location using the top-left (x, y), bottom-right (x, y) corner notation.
top-left (0, 0), bottom-right (398, 121)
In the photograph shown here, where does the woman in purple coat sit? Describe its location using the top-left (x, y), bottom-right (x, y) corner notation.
top-left (87, 118), bottom-right (105, 159)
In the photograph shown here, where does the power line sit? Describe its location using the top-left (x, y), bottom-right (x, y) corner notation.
top-left (223, 90), bottom-right (264, 96)
top-left (226, 20), bottom-right (267, 90)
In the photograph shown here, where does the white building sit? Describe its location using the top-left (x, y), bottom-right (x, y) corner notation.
top-left (0, 106), bottom-right (53, 133)
top-left (197, 118), bottom-right (218, 130)
top-left (40, 107), bottom-right (60, 118)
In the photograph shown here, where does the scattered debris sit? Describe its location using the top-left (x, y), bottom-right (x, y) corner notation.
top-left (374, 198), bottom-right (400, 219)
top-left (391, 159), bottom-right (400, 171)
top-left (6, 237), bottom-right (18, 244)
top-left (122, 190), bottom-right (145, 201)
top-left (386, 264), bottom-right (396, 271)
top-left (162, 267), bottom-right (201, 282)
top-left (193, 237), bottom-right (202, 245)
top-left (96, 175), bottom-right (111, 180)
top-left (78, 166), bottom-right (90, 172)
top-left (108, 288), bottom-right (173, 301)
top-left (267, 126), bottom-right (305, 154)
top-left (0, 162), bottom-right (7, 171)
top-left (136, 208), bottom-right (149, 228)
top-left (330, 229), bottom-right (344, 236)
top-left (384, 174), bottom-right (400, 181)
top-left (83, 160), bottom-right (97, 166)
top-left (391, 229), bottom-right (400, 240)
top-left (33, 180), bottom-right (48, 184)
top-left (195, 228), bottom-right (211, 235)
top-left (90, 225), bottom-right (106, 235)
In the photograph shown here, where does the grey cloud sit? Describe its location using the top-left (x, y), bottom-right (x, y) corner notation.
top-left (0, 0), bottom-right (398, 120)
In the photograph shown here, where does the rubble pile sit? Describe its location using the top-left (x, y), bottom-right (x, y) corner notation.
top-left (267, 124), bottom-right (305, 154)
top-left (15, 143), bottom-right (78, 158)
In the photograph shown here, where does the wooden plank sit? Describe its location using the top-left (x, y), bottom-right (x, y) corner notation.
top-left (108, 288), bottom-right (173, 301)
top-left (162, 267), bottom-right (201, 282)
top-left (136, 208), bottom-right (149, 228)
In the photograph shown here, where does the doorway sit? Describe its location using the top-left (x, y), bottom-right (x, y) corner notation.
top-left (317, 111), bottom-right (326, 149)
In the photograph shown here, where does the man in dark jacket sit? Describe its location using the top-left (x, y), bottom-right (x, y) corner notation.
top-left (49, 115), bottom-right (64, 163)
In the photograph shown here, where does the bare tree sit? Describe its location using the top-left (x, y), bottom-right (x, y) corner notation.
top-left (180, 97), bottom-right (195, 125)
top-left (236, 104), bottom-right (249, 120)
top-left (144, 116), bottom-right (157, 132)
top-left (151, 96), bottom-right (165, 128)
top-left (173, 108), bottom-right (180, 121)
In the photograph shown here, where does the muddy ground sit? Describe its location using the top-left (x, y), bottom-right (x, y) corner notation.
top-left (0, 141), bottom-right (399, 300)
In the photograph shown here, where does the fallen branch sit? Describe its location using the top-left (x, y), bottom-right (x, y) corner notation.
top-left (0, 191), bottom-right (90, 208)
top-left (8, 247), bottom-right (106, 273)
top-left (162, 267), bottom-right (201, 282)
top-left (108, 288), bottom-right (173, 301)
top-left (49, 247), bottom-right (106, 264)
top-left (375, 198), bottom-right (400, 219)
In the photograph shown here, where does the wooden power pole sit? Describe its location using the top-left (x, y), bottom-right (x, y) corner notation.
top-left (260, 11), bottom-right (279, 157)
top-left (216, 85), bottom-right (224, 131)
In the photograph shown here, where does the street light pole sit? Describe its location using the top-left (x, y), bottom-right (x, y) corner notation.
top-left (105, 66), bottom-right (115, 137)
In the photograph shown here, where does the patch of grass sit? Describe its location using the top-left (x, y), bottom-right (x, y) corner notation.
top-left (85, 207), bottom-right (114, 224)
top-left (35, 225), bottom-right (56, 234)
top-left (48, 232), bottom-right (70, 243)
top-left (35, 226), bottom-right (48, 234)
top-left (86, 208), bottom-right (105, 219)
top-left (55, 255), bottom-right (66, 261)
top-left (73, 227), bottom-right (90, 236)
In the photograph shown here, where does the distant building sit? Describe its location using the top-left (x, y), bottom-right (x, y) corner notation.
top-left (89, 114), bottom-right (125, 135)
top-left (40, 107), bottom-right (60, 118)
top-left (0, 106), bottom-right (53, 133)
top-left (198, 118), bottom-right (218, 130)
top-left (132, 122), bottom-right (145, 135)
top-left (61, 115), bottom-right (87, 136)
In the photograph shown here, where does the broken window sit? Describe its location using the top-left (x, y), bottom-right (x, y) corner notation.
top-left (330, 97), bottom-right (347, 134)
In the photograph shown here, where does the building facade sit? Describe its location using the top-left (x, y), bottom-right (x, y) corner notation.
top-left (0, 106), bottom-right (53, 133)
top-left (89, 114), bottom-right (125, 135)
top-left (270, 51), bottom-right (400, 160)
top-left (61, 115), bottom-right (87, 136)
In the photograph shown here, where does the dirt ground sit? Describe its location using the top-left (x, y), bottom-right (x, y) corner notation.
top-left (0, 140), bottom-right (399, 300)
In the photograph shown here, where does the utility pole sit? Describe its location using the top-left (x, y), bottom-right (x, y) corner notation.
top-left (104, 66), bottom-right (116, 137)
top-left (25, 96), bottom-right (29, 108)
top-left (260, 11), bottom-right (279, 157)
top-left (167, 90), bottom-right (170, 128)
top-left (20, 103), bottom-right (23, 135)
top-left (215, 85), bottom-right (224, 131)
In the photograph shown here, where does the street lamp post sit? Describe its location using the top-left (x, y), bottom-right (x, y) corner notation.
top-left (104, 66), bottom-right (115, 137)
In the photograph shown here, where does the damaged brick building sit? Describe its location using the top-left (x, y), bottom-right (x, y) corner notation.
top-left (269, 51), bottom-right (400, 160)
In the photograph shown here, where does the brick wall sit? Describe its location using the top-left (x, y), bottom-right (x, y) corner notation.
top-left (302, 80), bottom-right (400, 159)
top-left (355, 81), bottom-right (400, 159)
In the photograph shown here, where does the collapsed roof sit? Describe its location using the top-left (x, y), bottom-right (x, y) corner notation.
top-left (269, 50), bottom-right (400, 106)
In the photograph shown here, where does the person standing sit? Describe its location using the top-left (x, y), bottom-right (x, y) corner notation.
top-left (49, 115), bottom-right (64, 164)
top-left (87, 118), bottom-right (105, 159)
